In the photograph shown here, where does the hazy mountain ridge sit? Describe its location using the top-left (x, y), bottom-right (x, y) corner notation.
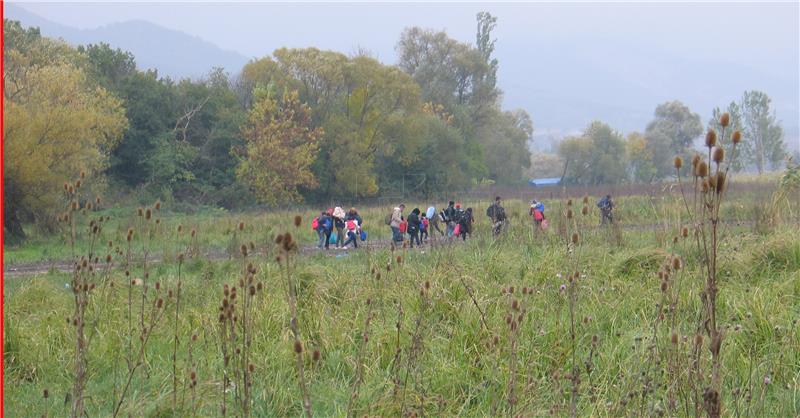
top-left (5, 3), bottom-right (250, 80)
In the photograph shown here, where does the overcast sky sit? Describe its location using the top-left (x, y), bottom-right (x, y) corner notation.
top-left (8, 1), bottom-right (800, 146)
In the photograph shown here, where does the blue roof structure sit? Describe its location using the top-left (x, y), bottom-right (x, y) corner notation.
top-left (528, 177), bottom-right (561, 186)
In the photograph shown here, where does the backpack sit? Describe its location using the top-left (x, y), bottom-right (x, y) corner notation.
top-left (486, 205), bottom-right (495, 219)
top-left (346, 219), bottom-right (357, 231)
top-left (384, 212), bottom-right (392, 226)
top-left (533, 209), bottom-right (544, 221)
top-left (311, 217), bottom-right (319, 230)
top-left (322, 217), bottom-right (332, 231)
top-left (399, 221), bottom-right (408, 233)
top-left (421, 218), bottom-right (429, 230)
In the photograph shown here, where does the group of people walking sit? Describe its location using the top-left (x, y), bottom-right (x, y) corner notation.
top-left (312, 194), bottom-right (615, 251)
top-left (313, 207), bottom-right (364, 250)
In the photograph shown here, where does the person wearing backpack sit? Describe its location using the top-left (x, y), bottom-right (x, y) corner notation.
top-left (458, 207), bottom-right (474, 241)
top-left (443, 201), bottom-right (457, 237)
top-left (530, 200), bottom-right (546, 231)
top-left (341, 209), bottom-right (361, 249)
top-left (333, 206), bottom-right (346, 248)
top-left (487, 196), bottom-right (507, 236)
top-left (407, 208), bottom-right (422, 247)
top-left (389, 204), bottom-right (405, 243)
top-left (420, 213), bottom-right (429, 242)
top-left (597, 195), bottom-right (615, 225)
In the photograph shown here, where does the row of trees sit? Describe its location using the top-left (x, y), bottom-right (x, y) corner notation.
top-left (556, 97), bottom-right (788, 185)
top-left (4, 13), bottom-right (534, 239)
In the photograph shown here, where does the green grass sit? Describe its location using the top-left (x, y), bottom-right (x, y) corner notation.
top-left (3, 191), bottom-right (800, 417)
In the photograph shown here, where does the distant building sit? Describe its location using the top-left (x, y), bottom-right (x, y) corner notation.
top-left (528, 177), bottom-right (561, 187)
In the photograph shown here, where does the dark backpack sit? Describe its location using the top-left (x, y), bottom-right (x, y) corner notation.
top-left (384, 212), bottom-right (392, 226)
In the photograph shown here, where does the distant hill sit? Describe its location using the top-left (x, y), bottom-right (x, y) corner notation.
top-left (4, 3), bottom-right (250, 80)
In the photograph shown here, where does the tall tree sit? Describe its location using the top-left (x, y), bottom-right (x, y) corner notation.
top-left (644, 101), bottom-right (703, 178)
top-left (741, 90), bottom-right (786, 173)
top-left (3, 20), bottom-right (127, 238)
top-left (237, 89), bottom-right (323, 205)
top-left (558, 121), bottom-right (626, 185)
top-left (626, 131), bottom-right (657, 182)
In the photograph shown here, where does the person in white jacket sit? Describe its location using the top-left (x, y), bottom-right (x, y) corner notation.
top-left (390, 204), bottom-right (405, 243)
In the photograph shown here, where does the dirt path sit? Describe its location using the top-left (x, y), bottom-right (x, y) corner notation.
top-left (2, 219), bottom-right (785, 278)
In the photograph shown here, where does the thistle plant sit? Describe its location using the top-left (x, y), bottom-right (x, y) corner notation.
top-left (674, 112), bottom-right (742, 417)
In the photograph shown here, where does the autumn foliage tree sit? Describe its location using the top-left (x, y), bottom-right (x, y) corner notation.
top-left (237, 89), bottom-right (323, 206)
top-left (3, 21), bottom-right (127, 240)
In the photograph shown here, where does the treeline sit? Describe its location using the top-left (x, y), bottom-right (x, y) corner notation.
top-left (547, 98), bottom-right (789, 185)
top-left (3, 13), bottom-right (533, 239)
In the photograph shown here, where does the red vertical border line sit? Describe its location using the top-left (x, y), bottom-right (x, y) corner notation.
top-left (1, 0), bottom-right (6, 416)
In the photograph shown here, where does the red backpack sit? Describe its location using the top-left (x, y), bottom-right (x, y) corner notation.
top-left (311, 217), bottom-right (319, 230)
top-left (399, 221), bottom-right (408, 233)
top-left (346, 220), bottom-right (357, 231)
top-left (533, 209), bottom-right (544, 221)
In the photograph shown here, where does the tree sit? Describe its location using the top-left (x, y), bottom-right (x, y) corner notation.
top-left (626, 132), bottom-right (657, 182)
top-left (558, 121), bottom-right (626, 185)
top-left (4, 21), bottom-right (127, 238)
top-left (237, 90), bottom-right (323, 205)
top-left (741, 90), bottom-right (786, 173)
top-left (644, 101), bottom-right (703, 178)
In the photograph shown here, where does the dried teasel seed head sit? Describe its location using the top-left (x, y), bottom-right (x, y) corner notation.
top-left (294, 340), bottom-right (303, 353)
top-left (106, 254), bottom-right (112, 263)
top-left (396, 255), bottom-right (403, 264)
top-left (571, 233), bottom-right (579, 245)
top-left (240, 244), bottom-right (248, 257)
top-left (177, 224), bottom-right (183, 233)
top-left (313, 349), bottom-right (321, 361)
top-left (731, 130), bottom-right (742, 145)
top-left (567, 209), bottom-right (573, 219)
top-left (43, 389), bottom-right (49, 399)
top-left (248, 363), bottom-right (255, 373)
top-left (674, 156), bottom-right (683, 170)
top-left (145, 208), bottom-right (152, 220)
top-left (582, 195), bottom-right (589, 204)
top-left (155, 218), bottom-right (161, 225)
top-left (661, 281), bottom-right (668, 292)
top-left (64, 182), bottom-right (69, 191)
top-left (424, 280), bottom-right (430, 290)
top-left (712, 147), bottom-right (724, 164)
top-left (691, 153), bottom-right (701, 168)
top-left (681, 227), bottom-right (689, 238)
top-left (697, 161), bottom-right (709, 178)
top-left (719, 112), bottom-right (730, 127)
top-left (71, 201), bottom-right (78, 211)
top-left (671, 332), bottom-right (679, 345)
top-left (249, 286), bottom-right (256, 296)
top-left (156, 298), bottom-right (164, 309)
top-left (567, 199), bottom-right (573, 206)
top-left (511, 299), bottom-right (519, 311)
top-left (716, 173), bottom-right (726, 194)
top-left (249, 241), bottom-right (255, 251)
top-left (86, 203), bottom-right (93, 211)
top-left (705, 129), bottom-right (717, 148)
top-left (509, 286), bottom-right (515, 294)
top-left (694, 333), bottom-right (703, 347)
top-left (80, 171), bottom-right (86, 179)
top-left (294, 215), bottom-right (302, 227)
top-left (154, 201), bottom-right (161, 210)
top-left (191, 229), bottom-right (196, 237)
top-left (256, 282), bottom-right (263, 291)
top-left (137, 207), bottom-right (144, 217)
top-left (75, 180), bottom-right (81, 188)
top-left (238, 222), bottom-right (244, 231)
top-left (672, 257), bottom-right (682, 271)
top-left (95, 197), bottom-right (101, 205)
top-left (581, 206), bottom-right (588, 216)
top-left (275, 234), bottom-right (284, 244)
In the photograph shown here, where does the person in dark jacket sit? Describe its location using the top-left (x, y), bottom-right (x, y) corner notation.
top-left (597, 195), bottom-right (615, 225)
top-left (443, 201), bottom-right (457, 237)
top-left (316, 209), bottom-right (334, 249)
top-left (487, 196), bottom-right (507, 236)
top-left (341, 208), bottom-right (363, 249)
top-left (459, 207), bottom-right (474, 241)
top-left (407, 208), bottom-right (422, 247)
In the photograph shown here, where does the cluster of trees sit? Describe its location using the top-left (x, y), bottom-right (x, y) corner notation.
top-left (3, 13), bottom-right (533, 238)
top-left (557, 97), bottom-right (788, 185)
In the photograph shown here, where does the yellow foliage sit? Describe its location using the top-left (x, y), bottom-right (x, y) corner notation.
top-left (4, 62), bottom-right (127, 224)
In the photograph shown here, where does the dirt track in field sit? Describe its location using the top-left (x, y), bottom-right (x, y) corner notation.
top-left (2, 219), bottom-right (790, 278)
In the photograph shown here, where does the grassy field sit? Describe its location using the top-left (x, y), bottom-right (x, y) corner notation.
top-left (3, 180), bottom-right (800, 416)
